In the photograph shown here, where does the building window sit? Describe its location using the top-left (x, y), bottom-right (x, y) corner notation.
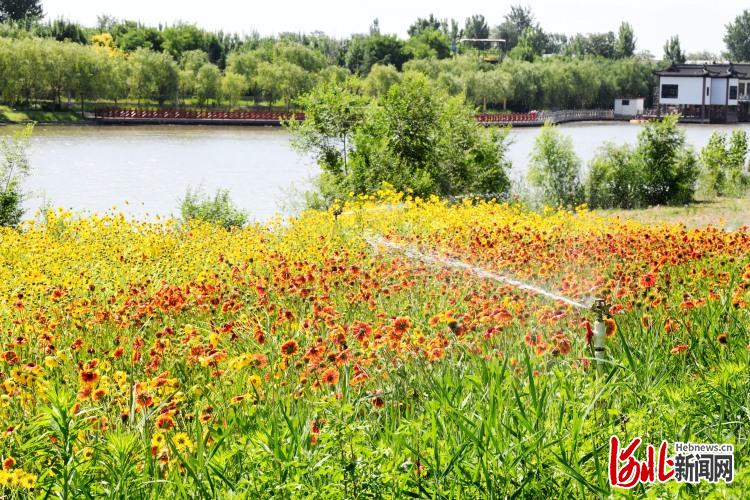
top-left (741, 82), bottom-right (746, 95)
top-left (706, 86), bottom-right (710, 96)
top-left (730, 85), bottom-right (738, 100)
top-left (661, 84), bottom-right (678, 99)
top-left (621, 99), bottom-right (630, 105)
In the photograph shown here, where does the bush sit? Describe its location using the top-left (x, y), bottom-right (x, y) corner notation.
top-left (699, 130), bottom-right (749, 197)
top-left (636, 115), bottom-right (698, 206)
top-left (0, 123), bottom-right (33, 227)
top-left (179, 187), bottom-right (248, 229)
top-left (527, 121), bottom-right (583, 207)
top-left (586, 143), bottom-right (642, 209)
top-left (585, 116), bottom-right (699, 209)
top-left (291, 72), bottom-right (512, 205)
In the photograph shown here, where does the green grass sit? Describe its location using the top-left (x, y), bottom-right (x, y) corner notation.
top-left (600, 195), bottom-right (750, 229)
top-left (0, 105), bottom-right (83, 123)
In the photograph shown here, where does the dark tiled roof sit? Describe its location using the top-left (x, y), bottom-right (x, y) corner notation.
top-left (654, 63), bottom-right (750, 78)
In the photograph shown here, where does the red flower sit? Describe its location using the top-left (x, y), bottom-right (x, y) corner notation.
top-left (639, 272), bottom-right (657, 288)
top-left (321, 367), bottom-right (339, 385)
top-left (670, 343), bottom-right (689, 355)
top-left (393, 317), bottom-right (411, 334)
top-left (280, 340), bottom-right (299, 357)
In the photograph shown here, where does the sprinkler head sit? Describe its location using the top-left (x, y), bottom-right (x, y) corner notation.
top-left (591, 298), bottom-right (608, 321)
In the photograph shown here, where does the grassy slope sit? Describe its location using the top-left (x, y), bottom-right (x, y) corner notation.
top-left (601, 196), bottom-right (750, 229)
top-left (0, 105), bottom-right (82, 123)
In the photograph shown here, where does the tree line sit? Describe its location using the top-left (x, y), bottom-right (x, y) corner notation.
top-left (0, 35), bottom-right (656, 112)
top-left (2, 2), bottom-right (750, 112)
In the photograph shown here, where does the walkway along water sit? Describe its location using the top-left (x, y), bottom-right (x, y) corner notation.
top-left (90, 108), bottom-right (615, 127)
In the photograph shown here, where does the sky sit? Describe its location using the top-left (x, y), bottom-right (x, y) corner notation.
top-left (42, 0), bottom-right (742, 57)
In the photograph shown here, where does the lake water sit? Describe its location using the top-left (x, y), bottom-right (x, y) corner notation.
top-left (3, 121), bottom-right (750, 221)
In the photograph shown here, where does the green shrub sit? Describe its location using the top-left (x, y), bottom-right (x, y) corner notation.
top-left (179, 187), bottom-right (248, 229)
top-left (586, 142), bottom-right (642, 209)
top-left (699, 129), bottom-right (749, 197)
top-left (527, 121), bottom-right (583, 207)
top-left (0, 123), bottom-right (33, 227)
top-left (636, 115), bottom-right (698, 206)
top-left (290, 73), bottom-right (513, 206)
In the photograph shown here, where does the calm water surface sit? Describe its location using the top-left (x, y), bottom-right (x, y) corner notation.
top-left (4, 121), bottom-right (750, 220)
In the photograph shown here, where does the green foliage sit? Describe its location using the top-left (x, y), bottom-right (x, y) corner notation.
top-left (699, 130), bottom-right (749, 197)
top-left (616, 22), bottom-right (636, 58)
top-left (179, 187), bottom-right (248, 229)
top-left (348, 73), bottom-right (511, 199)
top-left (194, 63), bottom-right (221, 105)
top-left (292, 74), bottom-right (512, 204)
top-left (528, 121), bottom-right (583, 207)
top-left (724, 10), bottom-right (750, 62)
top-left (346, 33), bottom-right (408, 75)
top-left (128, 48), bottom-right (179, 105)
top-left (362, 64), bottom-right (400, 97)
top-left (636, 115), bottom-right (697, 205)
top-left (0, 122), bottom-right (32, 226)
top-left (586, 143), bottom-right (642, 209)
top-left (663, 35), bottom-right (686, 64)
top-left (0, 0), bottom-right (42, 22)
top-left (404, 28), bottom-right (451, 60)
top-left (286, 79), bottom-right (367, 176)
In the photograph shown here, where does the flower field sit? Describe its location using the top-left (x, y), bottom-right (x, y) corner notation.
top-left (0, 189), bottom-right (748, 498)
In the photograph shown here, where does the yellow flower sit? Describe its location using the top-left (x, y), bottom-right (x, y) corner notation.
top-left (43, 356), bottom-right (58, 369)
top-left (173, 432), bottom-right (194, 452)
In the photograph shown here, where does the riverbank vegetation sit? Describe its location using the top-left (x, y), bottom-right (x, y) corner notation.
top-left (5, 3), bottom-right (749, 117)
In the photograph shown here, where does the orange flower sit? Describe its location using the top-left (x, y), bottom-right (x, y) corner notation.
top-left (280, 340), bottom-right (299, 357)
top-left (3, 456), bottom-right (15, 470)
top-left (604, 318), bottom-right (617, 337)
top-left (639, 273), bottom-right (657, 288)
top-left (393, 317), bottom-right (411, 335)
top-left (670, 344), bottom-right (689, 355)
top-left (716, 333), bottom-right (728, 345)
top-left (80, 370), bottom-right (98, 384)
top-left (321, 367), bottom-right (339, 385)
top-left (156, 415), bottom-right (175, 430)
top-left (640, 315), bottom-right (652, 329)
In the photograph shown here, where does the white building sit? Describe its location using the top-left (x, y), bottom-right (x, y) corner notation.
top-left (654, 63), bottom-right (750, 123)
top-left (614, 97), bottom-right (645, 117)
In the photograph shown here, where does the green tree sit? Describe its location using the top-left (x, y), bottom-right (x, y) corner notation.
top-left (287, 79), bottom-right (367, 176)
top-left (724, 10), bottom-right (750, 62)
top-left (128, 49), bottom-right (179, 105)
top-left (362, 64), bottom-right (400, 97)
top-left (463, 14), bottom-right (490, 48)
top-left (699, 130), bottom-right (749, 197)
top-left (348, 73), bottom-right (511, 198)
top-left (221, 72), bottom-right (246, 107)
top-left (0, 0), bottom-right (42, 22)
top-left (616, 22), bottom-right (636, 58)
top-left (407, 14), bottom-right (443, 37)
top-left (0, 123), bottom-right (33, 227)
top-left (162, 22), bottom-right (207, 61)
top-left (467, 69), bottom-right (511, 110)
top-left (586, 143), bottom-right (642, 208)
top-left (636, 114), bottom-right (697, 205)
top-left (194, 63), bottom-right (221, 105)
top-left (493, 5), bottom-right (535, 51)
top-left (404, 28), bottom-right (451, 59)
top-left (528, 121), bottom-right (583, 207)
top-left (346, 33), bottom-right (407, 75)
top-left (663, 35), bottom-right (686, 64)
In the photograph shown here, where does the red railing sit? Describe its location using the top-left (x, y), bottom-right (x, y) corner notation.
top-left (93, 108), bottom-right (613, 125)
top-left (94, 108), bottom-right (306, 122)
top-left (475, 111), bottom-right (539, 123)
